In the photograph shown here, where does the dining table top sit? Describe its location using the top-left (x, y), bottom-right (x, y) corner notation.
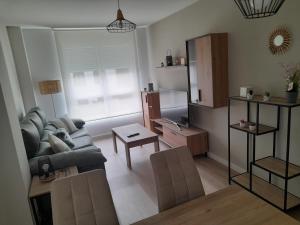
top-left (131, 185), bottom-right (300, 225)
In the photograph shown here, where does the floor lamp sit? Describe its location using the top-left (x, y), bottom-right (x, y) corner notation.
top-left (38, 80), bottom-right (62, 118)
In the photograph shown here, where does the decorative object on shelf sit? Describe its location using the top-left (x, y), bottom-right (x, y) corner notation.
top-left (174, 57), bottom-right (180, 66)
top-left (180, 57), bottom-right (186, 66)
top-left (161, 62), bottom-right (164, 67)
top-left (38, 156), bottom-right (55, 182)
top-left (234, 0), bottom-right (286, 19)
top-left (248, 122), bottom-right (256, 131)
top-left (247, 90), bottom-right (254, 100)
top-left (39, 80), bottom-right (62, 118)
top-left (240, 86), bottom-right (253, 97)
top-left (239, 120), bottom-right (247, 128)
top-left (106, 0), bottom-right (136, 33)
top-left (282, 63), bottom-right (300, 103)
top-left (148, 83), bottom-right (154, 92)
top-left (263, 92), bottom-right (271, 101)
top-left (269, 27), bottom-right (292, 55)
top-left (166, 49), bottom-right (173, 66)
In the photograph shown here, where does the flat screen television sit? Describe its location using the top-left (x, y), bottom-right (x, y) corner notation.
top-left (159, 88), bottom-right (189, 127)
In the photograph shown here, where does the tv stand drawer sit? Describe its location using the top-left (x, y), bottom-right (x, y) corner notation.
top-left (163, 127), bottom-right (187, 147)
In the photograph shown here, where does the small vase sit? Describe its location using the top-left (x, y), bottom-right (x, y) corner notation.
top-left (286, 91), bottom-right (298, 104)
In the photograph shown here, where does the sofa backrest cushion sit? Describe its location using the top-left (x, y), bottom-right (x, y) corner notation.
top-left (44, 124), bottom-right (58, 132)
top-left (20, 119), bottom-right (41, 159)
top-left (29, 107), bottom-right (47, 126)
top-left (27, 112), bottom-right (44, 136)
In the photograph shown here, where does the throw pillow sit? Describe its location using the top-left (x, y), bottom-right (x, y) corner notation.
top-left (72, 118), bottom-right (86, 129)
top-left (54, 128), bottom-right (75, 149)
top-left (60, 116), bottom-right (78, 134)
top-left (49, 119), bottom-right (69, 131)
top-left (48, 134), bottom-right (71, 153)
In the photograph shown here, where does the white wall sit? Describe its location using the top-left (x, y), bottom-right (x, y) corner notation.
top-left (0, 26), bottom-right (25, 118)
top-left (0, 25), bottom-right (34, 225)
top-left (7, 27), bottom-right (37, 113)
top-left (148, 0), bottom-right (300, 195)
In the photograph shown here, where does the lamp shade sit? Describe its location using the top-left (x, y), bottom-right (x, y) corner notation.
top-left (39, 80), bottom-right (62, 95)
top-left (234, 0), bottom-right (285, 19)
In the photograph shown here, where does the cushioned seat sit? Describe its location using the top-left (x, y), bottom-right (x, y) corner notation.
top-left (72, 135), bottom-right (93, 150)
top-left (51, 169), bottom-right (119, 225)
top-left (70, 128), bottom-right (90, 139)
top-left (150, 146), bottom-right (205, 212)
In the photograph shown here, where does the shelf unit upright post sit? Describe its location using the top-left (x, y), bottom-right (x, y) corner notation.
top-left (228, 95), bottom-right (300, 212)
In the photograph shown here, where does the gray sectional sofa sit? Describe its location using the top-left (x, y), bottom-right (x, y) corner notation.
top-left (20, 107), bottom-right (107, 175)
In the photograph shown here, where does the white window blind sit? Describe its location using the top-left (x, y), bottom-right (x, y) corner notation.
top-left (55, 30), bottom-right (141, 121)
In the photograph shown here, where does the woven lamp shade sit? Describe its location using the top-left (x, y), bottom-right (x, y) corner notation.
top-left (39, 80), bottom-right (62, 95)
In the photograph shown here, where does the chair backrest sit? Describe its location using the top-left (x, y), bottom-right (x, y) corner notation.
top-left (150, 146), bottom-right (205, 212)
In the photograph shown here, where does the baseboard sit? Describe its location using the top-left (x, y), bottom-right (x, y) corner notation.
top-left (92, 132), bottom-right (112, 140)
top-left (207, 152), bottom-right (245, 174)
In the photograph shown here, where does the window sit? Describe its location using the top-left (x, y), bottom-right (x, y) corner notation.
top-left (55, 30), bottom-right (141, 121)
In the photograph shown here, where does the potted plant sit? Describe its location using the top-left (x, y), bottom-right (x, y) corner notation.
top-left (239, 119), bottom-right (246, 128)
top-left (282, 63), bottom-right (300, 103)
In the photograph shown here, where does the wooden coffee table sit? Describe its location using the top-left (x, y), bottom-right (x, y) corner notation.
top-left (112, 123), bottom-right (160, 169)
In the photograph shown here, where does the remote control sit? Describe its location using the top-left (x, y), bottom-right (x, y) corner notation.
top-left (127, 133), bottom-right (140, 138)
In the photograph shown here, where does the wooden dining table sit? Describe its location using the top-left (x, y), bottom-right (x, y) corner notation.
top-left (131, 185), bottom-right (300, 225)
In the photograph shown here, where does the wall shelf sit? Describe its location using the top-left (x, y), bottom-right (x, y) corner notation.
top-left (228, 95), bottom-right (300, 211)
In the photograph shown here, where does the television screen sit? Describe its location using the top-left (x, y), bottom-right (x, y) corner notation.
top-left (159, 88), bottom-right (189, 126)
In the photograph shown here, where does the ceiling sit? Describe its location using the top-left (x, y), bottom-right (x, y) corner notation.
top-left (0, 0), bottom-right (198, 28)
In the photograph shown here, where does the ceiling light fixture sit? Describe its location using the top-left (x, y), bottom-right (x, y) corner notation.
top-left (234, 0), bottom-right (285, 19)
top-left (106, 0), bottom-right (136, 33)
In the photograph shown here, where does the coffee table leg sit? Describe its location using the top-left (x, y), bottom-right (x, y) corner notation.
top-left (125, 144), bottom-right (132, 169)
top-left (112, 131), bottom-right (118, 153)
top-left (154, 138), bottom-right (160, 152)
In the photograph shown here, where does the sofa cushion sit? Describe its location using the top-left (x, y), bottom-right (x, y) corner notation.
top-left (41, 129), bottom-right (54, 142)
top-left (49, 119), bottom-right (69, 131)
top-left (27, 112), bottom-right (44, 136)
top-left (29, 147), bottom-right (107, 175)
top-left (29, 107), bottom-right (47, 126)
top-left (72, 118), bottom-right (86, 129)
top-left (20, 119), bottom-right (40, 159)
top-left (60, 116), bottom-right (78, 134)
top-left (54, 128), bottom-right (75, 148)
top-left (72, 135), bottom-right (93, 150)
top-left (49, 134), bottom-right (71, 153)
top-left (35, 141), bottom-right (54, 157)
top-left (70, 128), bottom-right (90, 139)
top-left (44, 124), bottom-right (58, 132)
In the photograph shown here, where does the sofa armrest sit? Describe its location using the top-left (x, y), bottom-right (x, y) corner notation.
top-left (29, 147), bottom-right (107, 175)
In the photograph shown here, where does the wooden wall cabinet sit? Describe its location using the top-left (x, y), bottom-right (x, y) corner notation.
top-left (187, 33), bottom-right (228, 108)
top-left (141, 92), bottom-right (161, 132)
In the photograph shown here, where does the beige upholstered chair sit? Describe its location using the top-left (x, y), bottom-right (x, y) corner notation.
top-left (150, 146), bottom-right (205, 212)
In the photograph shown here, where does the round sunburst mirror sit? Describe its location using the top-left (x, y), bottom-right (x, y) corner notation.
top-left (269, 27), bottom-right (292, 55)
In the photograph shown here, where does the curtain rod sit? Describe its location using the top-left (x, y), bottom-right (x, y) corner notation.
top-left (53, 25), bottom-right (147, 31)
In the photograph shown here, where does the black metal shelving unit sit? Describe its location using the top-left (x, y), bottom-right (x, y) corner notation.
top-left (228, 95), bottom-right (300, 212)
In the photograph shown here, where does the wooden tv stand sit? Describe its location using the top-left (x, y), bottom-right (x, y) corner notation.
top-left (151, 118), bottom-right (209, 156)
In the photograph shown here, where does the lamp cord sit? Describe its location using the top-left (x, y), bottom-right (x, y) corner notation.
top-left (51, 94), bottom-right (57, 118)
